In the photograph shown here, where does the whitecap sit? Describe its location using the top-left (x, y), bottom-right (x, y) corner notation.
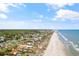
top-left (69, 41), bottom-right (79, 52)
top-left (58, 32), bottom-right (68, 41)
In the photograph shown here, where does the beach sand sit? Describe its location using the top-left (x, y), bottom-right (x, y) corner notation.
top-left (44, 31), bottom-right (68, 56)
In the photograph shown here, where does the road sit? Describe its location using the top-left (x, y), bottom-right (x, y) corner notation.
top-left (44, 31), bottom-right (68, 56)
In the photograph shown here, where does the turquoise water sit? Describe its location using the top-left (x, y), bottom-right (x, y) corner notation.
top-left (58, 30), bottom-right (79, 56)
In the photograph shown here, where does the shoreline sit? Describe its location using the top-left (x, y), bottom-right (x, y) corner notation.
top-left (44, 31), bottom-right (69, 56)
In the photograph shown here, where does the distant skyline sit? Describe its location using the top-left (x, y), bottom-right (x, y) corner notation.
top-left (0, 3), bottom-right (79, 29)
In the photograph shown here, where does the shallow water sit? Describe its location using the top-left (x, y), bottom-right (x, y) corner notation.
top-left (58, 30), bottom-right (79, 56)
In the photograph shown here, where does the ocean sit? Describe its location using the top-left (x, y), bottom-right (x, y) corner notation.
top-left (58, 30), bottom-right (79, 56)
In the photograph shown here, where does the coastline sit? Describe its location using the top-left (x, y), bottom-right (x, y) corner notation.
top-left (44, 31), bottom-right (69, 56)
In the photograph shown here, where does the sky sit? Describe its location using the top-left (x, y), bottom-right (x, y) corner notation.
top-left (0, 3), bottom-right (79, 29)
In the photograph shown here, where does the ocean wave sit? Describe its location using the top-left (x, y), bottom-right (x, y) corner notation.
top-left (69, 41), bottom-right (79, 52)
top-left (58, 32), bottom-right (79, 52)
top-left (58, 32), bottom-right (68, 41)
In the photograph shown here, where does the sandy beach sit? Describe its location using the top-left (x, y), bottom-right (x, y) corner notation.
top-left (44, 31), bottom-right (68, 56)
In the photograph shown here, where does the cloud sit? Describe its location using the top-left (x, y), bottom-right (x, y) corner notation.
top-left (0, 13), bottom-right (8, 19)
top-left (0, 20), bottom-right (25, 25)
top-left (0, 3), bottom-right (17, 13)
top-left (1, 0), bottom-right (78, 7)
top-left (46, 0), bottom-right (76, 10)
top-left (0, 3), bottom-right (26, 20)
top-left (0, 20), bottom-right (42, 29)
top-left (39, 14), bottom-right (44, 18)
top-left (0, 20), bottom-right (52, 29)
top-left (0, 3), bottom-right (18, 20)
top-left (48, 2), bottom-right (74, 9)
top-left (0, 3), bottom-right (26, 13)
top-left (47, 3), bottom-right (74, 9)
top-left (54, 9), bottom-right (79, 20)
top-left (0, 20), bottom-right (28, 29)
top-left (0, 0), bottom-right (79, 3)
top-left (32, 19), bottom-right (42, 23)
top-left (0, 3), bottom-right (9, 13)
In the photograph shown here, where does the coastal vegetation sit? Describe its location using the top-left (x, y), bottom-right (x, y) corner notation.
top-left (0, 30), bottom-right (53, 56)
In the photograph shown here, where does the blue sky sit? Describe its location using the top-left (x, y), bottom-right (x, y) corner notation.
top-left (0, 3), bottom-right (79, 29)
